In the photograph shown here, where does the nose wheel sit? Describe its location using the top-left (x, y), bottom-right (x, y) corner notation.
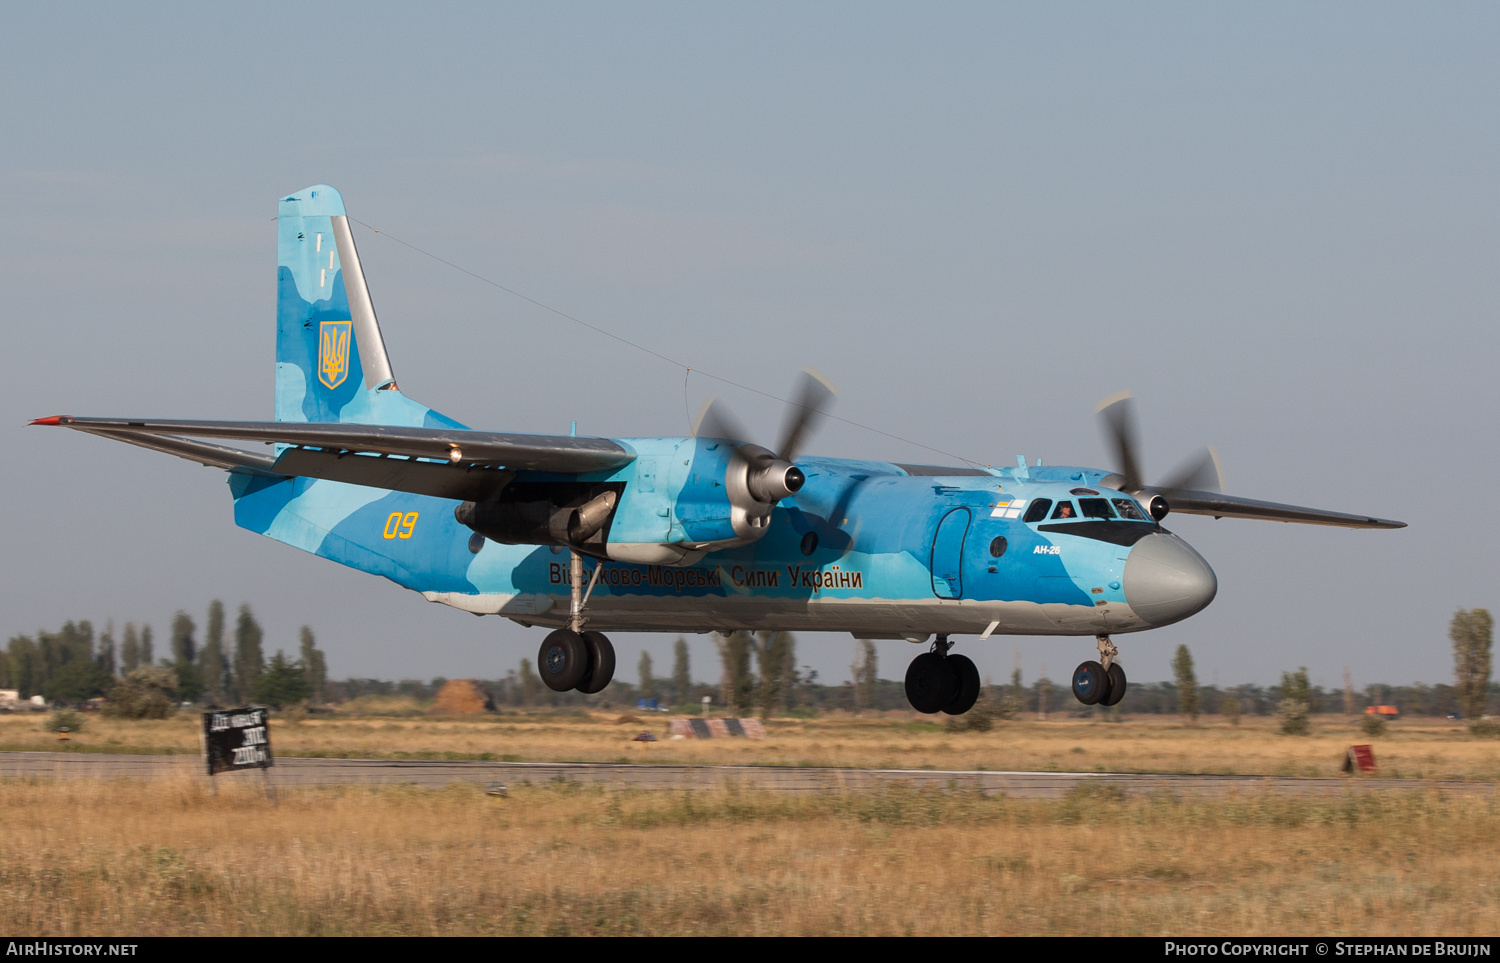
top-left (1072, 635), bottom-right (1128, 707)
top-left (904, 636), bottom-right (981, 715)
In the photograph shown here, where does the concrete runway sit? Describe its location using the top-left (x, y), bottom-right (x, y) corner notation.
top-left (2, 751), bottom-right (1493, 798)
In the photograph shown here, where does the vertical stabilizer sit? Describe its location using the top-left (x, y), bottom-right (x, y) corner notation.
top-left (275, 185), bottom-right (464, 429)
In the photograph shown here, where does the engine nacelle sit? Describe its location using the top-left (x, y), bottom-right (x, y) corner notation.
top-left (455, 485), bottom-right (620, 550)
top-left (723, 444), bottom-right (804, 542)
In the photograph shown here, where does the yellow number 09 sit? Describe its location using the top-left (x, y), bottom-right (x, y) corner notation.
top-left (383, 511), bottom-right (419, 540)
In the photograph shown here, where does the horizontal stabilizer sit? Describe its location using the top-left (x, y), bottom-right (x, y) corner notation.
top-left (1159, 488), bottom-right (1405, 529)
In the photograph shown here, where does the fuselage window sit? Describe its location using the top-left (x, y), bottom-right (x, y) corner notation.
top-left (1112, 498), bottom-right (1148, 521)
top-left (1078, 498), bottom-right (1116, 519)
top-left (989, 536), bottom-right (1008, 558)
top-left (1050, 501), bottom-right (1077, 520)
top-left (1023, 499), bottom-right (1053, 523)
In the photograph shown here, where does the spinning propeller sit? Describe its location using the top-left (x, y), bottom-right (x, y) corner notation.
top-left (1096, 390), bottom-right (1223, 521)
top-left (693, 368), bottom-right (837, 541)
top-left (694, 367), bottom-right (836, 464)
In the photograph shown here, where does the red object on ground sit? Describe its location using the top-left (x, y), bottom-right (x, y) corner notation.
top-left (1343, 744), bottom-right (1377, 774)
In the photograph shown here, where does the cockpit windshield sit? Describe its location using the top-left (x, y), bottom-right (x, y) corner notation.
top-left (1028, 495), bottom-right (1150, 525)
top-left (1077, 498), bottom-right (1115, 520)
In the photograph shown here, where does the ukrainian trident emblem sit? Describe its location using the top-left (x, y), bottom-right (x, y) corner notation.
top-left (318, 320), bottom-right (352, 389)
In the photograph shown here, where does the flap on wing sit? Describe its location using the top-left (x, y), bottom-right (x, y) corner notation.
top-left (1159, 488), bottom-right (1405, 529)
top-left (33, 416), bottom-right (635, 475)
top-left (272, 447), bottom-right (514, 501)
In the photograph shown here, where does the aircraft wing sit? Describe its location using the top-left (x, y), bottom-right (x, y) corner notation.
top-left (1158, 487), bottom-right (1405, 529)
top-left (32, 415), bottom-right (635, 501)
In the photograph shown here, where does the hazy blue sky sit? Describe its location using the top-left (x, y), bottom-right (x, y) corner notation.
top-left (3, 3), bottom-right (1496, 692)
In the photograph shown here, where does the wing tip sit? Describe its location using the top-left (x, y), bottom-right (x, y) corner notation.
top-left (29, 415), bottom-right (70, 426)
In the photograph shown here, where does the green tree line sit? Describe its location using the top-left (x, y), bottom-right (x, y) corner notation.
top-left (2, 601), bottom-right (328, 709)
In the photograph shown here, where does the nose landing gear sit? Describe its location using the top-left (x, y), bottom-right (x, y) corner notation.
top-left (1072, 634), bottom-right (1127, 707)
top-left (904, 635), bottom-right (981, 715)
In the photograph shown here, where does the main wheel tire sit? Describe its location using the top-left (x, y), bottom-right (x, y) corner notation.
top-left (942, 654), bottom-right (982, 715)
top-left (538, 629), bottom-right (589, 692)
top-left (1099, 662), bottom-right (1128, 707)
top-left (575, 631), bottom-right (616, 694)
top-left (1072, 660), bottom-right (1108, 706)
top-left (905, 652), bottom-right (957, 714)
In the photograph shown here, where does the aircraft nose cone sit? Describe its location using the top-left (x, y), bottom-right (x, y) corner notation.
top-left (1123, 533), bottom-right (1218, 627)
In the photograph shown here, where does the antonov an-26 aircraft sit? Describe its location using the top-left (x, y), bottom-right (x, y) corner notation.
top-left (31, 185), bottom-right (1405, 715)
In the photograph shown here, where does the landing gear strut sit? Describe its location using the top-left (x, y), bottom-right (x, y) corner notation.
top-left (538, 550), bottom-right (616, 693)
top-left (904, 635), bottom-right (981, 715)
top-left (1072, 634), bottom-right (1127, 707)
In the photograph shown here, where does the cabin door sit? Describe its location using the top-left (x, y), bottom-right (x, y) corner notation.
top-left (930, 508), bottom-right (972, 599)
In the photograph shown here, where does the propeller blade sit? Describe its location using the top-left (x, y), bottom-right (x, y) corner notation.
top-left (692, 397), bottom-right (753, 444)
top-left (1159, 446), bottom-right (1225, 494)
top-left (777, 367), bottom-right (837, 463)
top-left (1096, 390), bottom-right (1143, 492)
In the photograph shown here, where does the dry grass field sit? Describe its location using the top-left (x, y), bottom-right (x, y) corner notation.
top-left (2, 774), bottom-right (1498, 936)
top-left (5, 709), bottom-right (1500, 781)
top-left (5, 710), bottom-right (1500, 935)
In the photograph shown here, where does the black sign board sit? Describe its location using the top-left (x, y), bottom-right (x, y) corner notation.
top-left (202, 706), bottom-right (274, 775)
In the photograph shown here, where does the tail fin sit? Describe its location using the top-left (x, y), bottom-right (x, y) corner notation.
top-left (276, 185), bottom-right (465, 429)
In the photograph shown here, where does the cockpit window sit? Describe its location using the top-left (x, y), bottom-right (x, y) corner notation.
top-left (1050, 501), bottom-right (1076, 520)
top-left (1078, 498), bottom-right (1115, 519)
top-left (1112, 498), bottom-right (1148, 521)
top-left (1022, 499), bottom-right (1053, 523)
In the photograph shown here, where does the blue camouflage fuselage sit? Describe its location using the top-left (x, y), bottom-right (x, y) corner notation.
top-left (231, 449), bottom-right (1201, 637)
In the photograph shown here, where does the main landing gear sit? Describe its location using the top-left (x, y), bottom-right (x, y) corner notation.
top-left (1071, 635), bottom-right (1127, 707)
top-left (904, 635), bottom-right (981, 715)
top-left (538, 550), bottom-right (616, 694)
